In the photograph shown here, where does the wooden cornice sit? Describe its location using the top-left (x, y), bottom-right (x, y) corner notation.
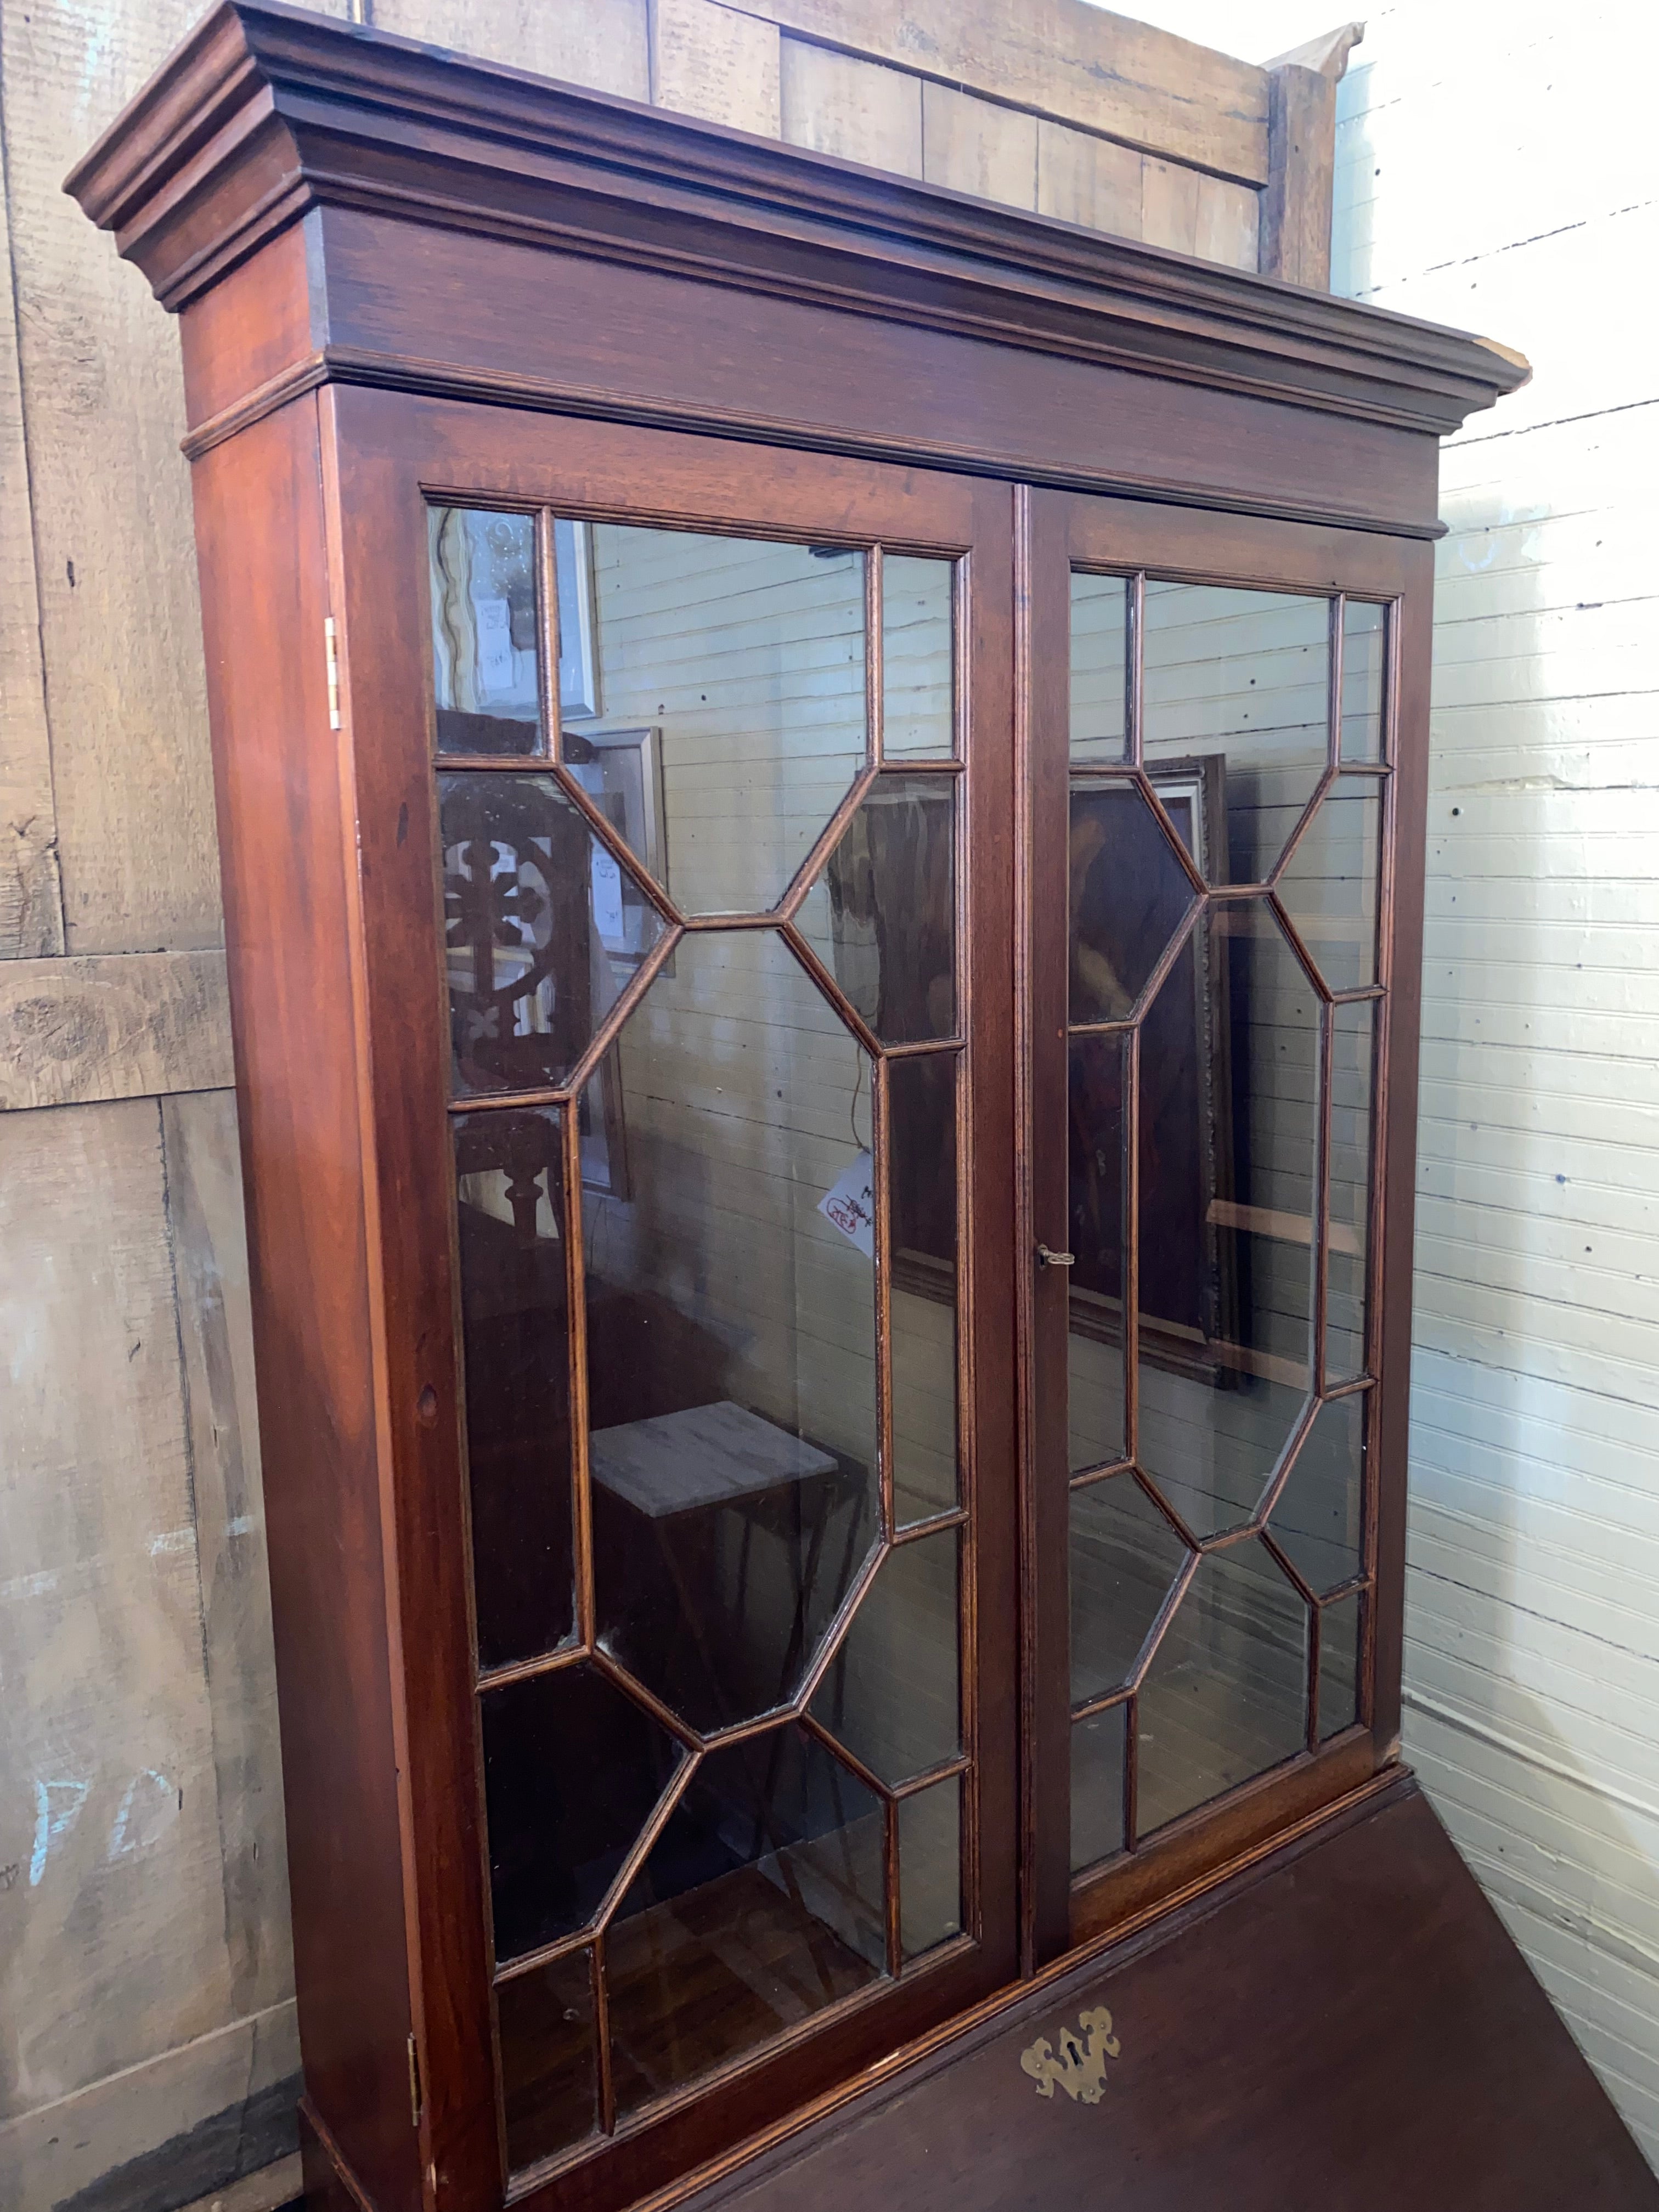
top-left (65, 0), bottom-right (1528, 440)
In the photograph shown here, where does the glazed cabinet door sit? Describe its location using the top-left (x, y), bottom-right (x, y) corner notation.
top-left (321, 390), bottom-right (1018, 2212)
top-left (1019, 492), bottom-right (1431, 1961)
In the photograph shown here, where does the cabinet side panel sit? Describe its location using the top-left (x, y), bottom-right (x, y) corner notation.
top-left (192, 397), bottom-right (421, 2212)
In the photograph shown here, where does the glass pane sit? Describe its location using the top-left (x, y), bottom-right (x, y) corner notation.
top-left (890, 1053), bottom-right (958, 1526)
top-left (1276, 775), bottom-right (1383, 992)
top-left (430, 507), bottom-right (544, 755)
top-left (1271, 1393), bottom-right (1365, 1595)
top-left (899, 1776), bottom-right (962, 1959)
top-left (1070, 572), bottom-right (1128, 763)
top-left (586, 929), bottom-right (878, 1734)
top-left (1070, 1703), bottom-right (1127, 1875)
top-left (583, 524), bottom-right (867, 916)
top-left (811, 1530), bottom-right (960, 1785)
top-left (1068, 1032), bottom-right (1126, 1474)
top-left (1328, 999), bottom-right (1376, 1381)
top-left (1069, 1475), bottom-right (1189, 1707)
top-left (608, 1725), bottom-right (883, 2115)
top-left (454, 1107), bottom-right (574, 1670)
top-left (1069, 779), bottom-right (1195, 1025)
top-left (498, 1950), bottom-right (598, 2173)
top-left (1318, 1590), bottom-right (1363, 1739)
top-left (481, 1664), bottom-right (684, 1963)
top-left (796, 773), bottom-right (956, 1042)
top-left (1340, 601), bottom-right (1386, 763)
top-left (441, 772), bottom-right (665, 1098)
top-left (1137, 900), bottom-right (1317, 1537)
top-left (1143, 581), bottom-right (1330, 884)
top-left (1136, 1538), bottom-right (1308, 1837)
top-left (883, 555), bottom-right (954, 759)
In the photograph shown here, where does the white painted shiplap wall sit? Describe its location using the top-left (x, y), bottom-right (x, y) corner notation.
top-left (1330, 2), bottom-right (1659, 2169)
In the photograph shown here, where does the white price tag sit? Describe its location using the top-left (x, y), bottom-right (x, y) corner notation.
top-left (475, 595), bottom-right (514, 696)
top-left (591, 842), bottom-right (625, 943)
top-left (818, 1149), bottom-right (876, 1259)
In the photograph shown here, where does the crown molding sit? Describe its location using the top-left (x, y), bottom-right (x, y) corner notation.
top-left (66, 0), bottom-right (1528, 441)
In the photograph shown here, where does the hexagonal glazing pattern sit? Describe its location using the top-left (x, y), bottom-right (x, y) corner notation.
top-left (440, 771), bottom-right (667, 1096)
top-left (1069, 1473), bottom-right (1190, 1707)
top-left (793, 772), bottom-right (957, 1043)
top-left (1135, 1537), bottom-right (1309, 1838)
top-left (811, 1526), bottom-right (961, 1785)
top-left (1274, 772), bottom-right (1384, 994)
top-left (1141, 579), bottom-right (1332, 885)
top-left (607, 1722), bottom-right (885, 2114)
top-left (589, 926), bottom-right (881, 1735)
top-left (1134, 898), bottom-right (1317, 1538)
top-left (1068, 778), bottom-right (1197, 1025)
top-left (584, 525), bottom-right (869, 919)
top-left (1268, 1392), bottom-right (1366, 1596)
top-left (480, 1662), bottom-right (685, 1963)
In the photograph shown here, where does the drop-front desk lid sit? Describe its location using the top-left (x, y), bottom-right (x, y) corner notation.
top-left (690, 1773), bottom-right (1656, 2212)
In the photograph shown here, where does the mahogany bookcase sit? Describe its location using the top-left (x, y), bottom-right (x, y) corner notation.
top-left (71, 10), bottom-right (1653, 2212)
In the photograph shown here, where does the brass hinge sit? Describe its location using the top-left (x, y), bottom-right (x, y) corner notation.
top-left (407, 2030), bottom-right (423, 2130)
top-left (324, 615), bottom-right (342, 731)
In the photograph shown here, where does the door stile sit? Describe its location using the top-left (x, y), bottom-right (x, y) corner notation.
top-left (1016, 487), bottom-right (1077, 1971)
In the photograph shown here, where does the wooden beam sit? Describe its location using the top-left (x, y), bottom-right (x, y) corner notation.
top-left (1260, 60), bottom-right (1337, 287)
top-left (722, 0), bottom-right (1271, 183)
top-left (0, 950), bottom-right (232, 1109)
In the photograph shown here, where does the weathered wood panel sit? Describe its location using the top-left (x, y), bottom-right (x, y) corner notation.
top-left (780, 38), bottom-right (923, 176)
top-left (0, 951), bottom-right (232, 1109)
top-left (373, 0), bottom-right (650, 98)
top-left (653, 0), bottom-right (783, 134)
top-left (921, 82), bottom-right (1039, 208)
top-left (0, 144), bottom-right (62, 963)
top-left (1035, 119), bottom-right (1142, 235)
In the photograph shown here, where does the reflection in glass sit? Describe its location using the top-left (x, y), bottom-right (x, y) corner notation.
top-left (1271, 1393), bottom-right (1365, 1595)
top-left (1068, 1032), bottom-right (1126, 1475)
top-left (1277, 776), bottom-right (1383, 993)
top-left (454, 1108), bottom-right (573, 1670)
top-left (890, 1054), bottom-right (958, 1526)
top-left (608, 1726), bottom-right (883, 2114)
top-left (1143, 581), bottom-right (1329, 884)
top-left (1069, 780), bottom-right (1194, 1024)
top-left (1070, 572), bottom-right (1128, 763)
top-left (1070, 1476), bottom-right (1189, 1707)
top-left (586, 929), bottom-right (878, 1733)
top-left (884, 556), bottom-right (955, 759)
top-left (1340, 601), bottom-right (1386, 763)
top-left (481, 1665), bottom-right (682, 1962)
top-left (1318, 1590), bottom-right (1363, 1740)
top-left (498, 1950), bottom-right (597, 2173)
top-left (1136, 900), bottom-right (1317, 1537)
top-left (1328, 1000), bottom-right (1376, 1382)
top-left (899, 1776), bottom-right (962, 1960)
top-left (1070, 1702), bottom-right (1127, 1875)
top-left (430, 507), bottom-right (544, 755)
top-left (812, 1531), bottom-right (960, 1786)
top-left (441, 774), bottom-right (664, 1097)
top-left (584, 525), bottom-right (866, 916)
top-left (1136, 1539), bottom-right (1308, 1837)
top-left (799, 774), bottom-right (956, 1042)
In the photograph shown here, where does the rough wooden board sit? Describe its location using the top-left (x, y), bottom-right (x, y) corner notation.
top-left (921, 81), bottom-right (1037, 210)
top-left (0, 0), bottom-right (232, 955)
top-left (1142, 154), bottom-right (1202, 253)
top-left (161, 1091), bottom-right (291, 2024)
top-left (0, 950), bottom-right (233, 1110)
top-left (0, 1997), bottom-right (298, 2212)
top-left (721, 0), bottom-right (1269, 181)
top-left (652, 0), bottom-right (782, 134)
top-left (1261, 61), bottom-right (1336, 286)
top-left (371, 0), bottom-right (650, 99)
top-left (0, 1099), bottom-right (234, 2119)
top-left (1196, 172), bottom-right (1261, 272)
top-left (1035, 118), bottom-right (1142, 236)
top-left (0, 118), bottom-right (63, 962)
top-left (780, 37), bottom-right (923, 176)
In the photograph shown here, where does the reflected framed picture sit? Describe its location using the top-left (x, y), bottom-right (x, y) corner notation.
top-left (555, 517), bottom-right (601, 720)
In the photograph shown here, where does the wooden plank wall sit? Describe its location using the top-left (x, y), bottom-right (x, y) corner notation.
top-left (0, 4), bottom-right (1346, 2208)
top-left (1330, 1), bottom-right (1659, 2172)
